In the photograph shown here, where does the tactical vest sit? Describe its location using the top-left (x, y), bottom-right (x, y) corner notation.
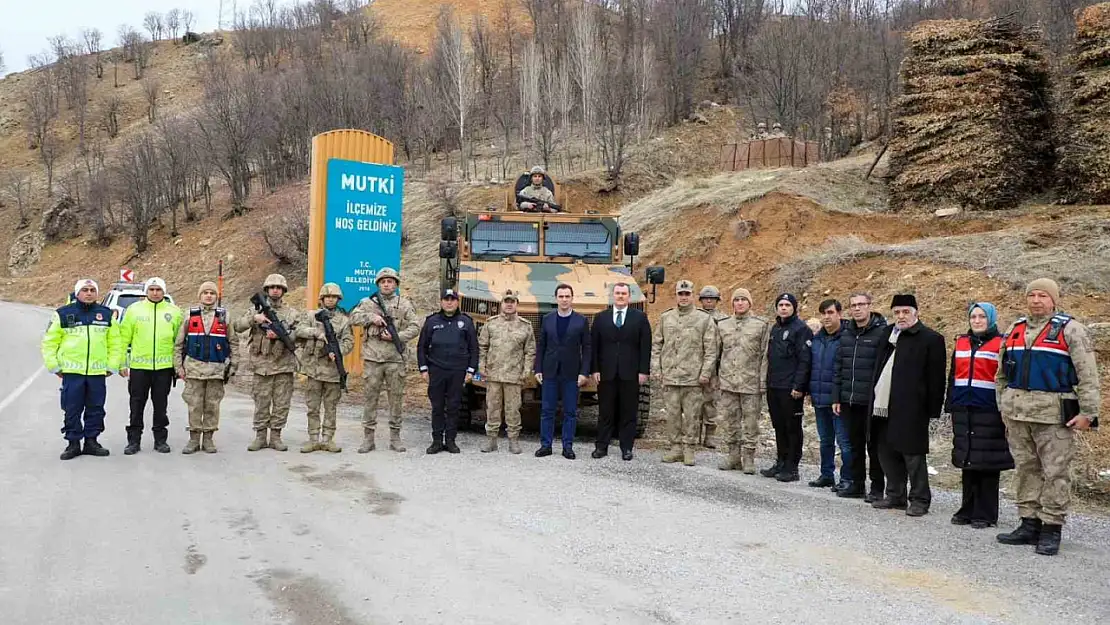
top-left (185, 307), bottom-right (230, 363)
top-left (1003, 313), bottom-right (1078, 394)
top-left (950, 334), bottom-right (1002, 410)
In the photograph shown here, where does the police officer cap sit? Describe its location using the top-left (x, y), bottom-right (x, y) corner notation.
top-left (319, 282), bottom-right (344, 300)
top-left (676, 280), bottom-right (695, 294)
top-left (263, 273), bottom-right (288, 291)
top-left (441, 288), bottom-right (459, 300)
top-left (375, 267), bottom-right (400, 285)
top-left (530, 165), bottom-right (545, 176)
top-left (698, 285), bottom-right (720, 299)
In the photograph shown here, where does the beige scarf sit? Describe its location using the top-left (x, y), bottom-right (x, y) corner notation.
top-left (872, 328), bottom-right (901, 418)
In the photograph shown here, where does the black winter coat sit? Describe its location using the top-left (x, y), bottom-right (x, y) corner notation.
top-left (767, 315), bottom-right (813, 392)
top-left (417, 310), bottom-right (478, 373)
top-left (834, 312), bottom-right (888, 406)
top-left (871, 321), bottom-right (947, 455)
top-left (948, 329), bottom-right (1014, 471)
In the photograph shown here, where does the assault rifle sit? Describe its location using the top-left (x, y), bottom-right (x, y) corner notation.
top-left (516, 193), bottom-right (562, 213)
top-left (315, 309), bottom-right (348, 391)
top-left (250, 292), bottom-right (298, 355)
top-left (370, 292), bottom-right (406, 355)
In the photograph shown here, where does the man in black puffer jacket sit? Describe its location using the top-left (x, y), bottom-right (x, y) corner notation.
top-left (832, 292), bottom-right (888, 500)
top-left (762, 293), bottom-right (813, 482)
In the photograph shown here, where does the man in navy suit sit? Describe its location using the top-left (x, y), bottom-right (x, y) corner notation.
top-left (535, 283), bottom-right (591, 459)
top-left (591, 282), bottom-right (651, 460)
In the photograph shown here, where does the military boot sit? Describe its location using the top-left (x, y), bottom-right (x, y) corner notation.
top-left (201, 432), bottom-right (217, 454)
top-left (247, 429), bottom-right (268, 452)
top-left (82, 438), bottom-right (110, 457)
top-left (357, 428), bottom-right (376, 453)
top-left (269, 429), bottom-right (288, 451)
top-left (661, 446), bottom-right (683, 463)
top-left (389, 430), bottom-right (406, 452)
top-left (301, 433), bottom-right (320, 453)
top-left (997, 517), bottom-right (1042, 546)
top-left (320, 432), bottom-right (341, 453)
top-left (508, 437), bottom-right (522, 455)
top-left (741, 450), bottom-right (757, 475)
top-left (1035, 524), bottom-right (1062, 556)
top-left (481, 436), bottom-right (498, 453)
top-left (153, 436), bottom-right (171, 454)
top-left (181, 431), bottom-right (202, 455)
top-left (702, 424), bottom-right (718, 449)
top-left (123, 432), bottom-right (141, 455)
top-left (683, 445), bottom-right (696, 466)
top-left (60, 440), bottom-right (81, 461)
top-left (718, 451), bottom-right (743, 471)
top-left (760, 460), bottom-right (783, 478)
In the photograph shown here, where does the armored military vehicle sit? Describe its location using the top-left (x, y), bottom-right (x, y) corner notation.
top-left (438, 170), bottom-right (665, 436)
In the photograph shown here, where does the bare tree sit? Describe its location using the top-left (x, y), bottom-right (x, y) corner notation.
top-left (115, 131), bottom-right (164, 253)
top-left (82, 137), bottom-right (114, 245)
top-left (713, 0), bottom-right (766, 99)
top-left (432, 7), bottom-right (475, 178)
top-left (571, 6), bottom-right (601, 149)
top-left (2, 173), bottom-right (33, 229)
top-left (144, 12), bottom-right (165, 41)
top-left (143, 77), bottom-right (161, 122)
top-left (25, 56), bottom-right (60, 195)
top-left (83, 28), bottom-right (105, 78)
top-left (51, 37), bottom-right (91, 152)
top-left (101, 94), bottom-right (122, 138)
top-left (183, 9), bottom-right (196, 33)
top-left (195, 60), bottom-right (268, 215)
top-left (165, 9), bottom-right (182, 41)
top-left (119, 26), bottom-right (152, 79)
top-left (652, 0), bottom-right (713, 124)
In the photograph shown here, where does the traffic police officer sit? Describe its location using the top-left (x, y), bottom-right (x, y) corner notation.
top-left (295, 283), bottom-right (354, 453)
top-left (119, 276), bottom-right (183, 454)
top-left (995, 278), bottom-right (1100, 556)
top-left (174, 281), bottom-right (237, 454)
top-left (41, 278), bottom-right (123, 460)
top-left (417, 288), bottom-right (478, 454)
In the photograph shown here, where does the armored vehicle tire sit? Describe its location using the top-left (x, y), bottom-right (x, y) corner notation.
top-left (636, 383), bottom-right (650, 439)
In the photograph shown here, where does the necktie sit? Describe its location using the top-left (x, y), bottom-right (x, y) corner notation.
top-left (616, 310), bottom-right (624, 328)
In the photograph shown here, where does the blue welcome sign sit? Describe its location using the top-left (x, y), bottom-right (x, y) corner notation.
top-left (323, 158), bottom-right (404, 300)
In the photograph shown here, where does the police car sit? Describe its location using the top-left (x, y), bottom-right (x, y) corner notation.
top-left (102, 281), bottom-right (175, 320)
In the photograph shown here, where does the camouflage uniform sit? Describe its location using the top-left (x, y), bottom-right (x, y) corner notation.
top-left (478, 297), bottom-right (536, 453)
top-left (698, 285), bottom-right (729, 448)
top-left (349, 268), bottom-right (421, 453)
top-left (997, 314), bottom-right (1100, 527)
top-left (294, 283), bottom-right (354, 453)
top-left (715, 294), bottom-right (772, 473)
top-left (173, 281), bottom-right (238, 454)
top-left (233, 274), bottom-right (301, 452)
top-left (518, 184), bottom-right (555, 207)
top-left (652, 281), bottom-right (718, 466)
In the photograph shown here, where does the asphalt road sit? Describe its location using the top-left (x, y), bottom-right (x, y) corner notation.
top-left (1, 300), bottom-right (1108, 625)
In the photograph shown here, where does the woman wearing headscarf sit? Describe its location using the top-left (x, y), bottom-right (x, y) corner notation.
top-left (947, 302), bottom-right (1014, 528)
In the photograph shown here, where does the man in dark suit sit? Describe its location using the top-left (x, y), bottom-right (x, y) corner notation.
top-left (535, 283), bottom-right (591, 459)
top-left (591, 282), bottom-right (651, 460)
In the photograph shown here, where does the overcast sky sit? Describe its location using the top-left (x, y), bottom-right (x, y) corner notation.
top-left (1, 1), bottom-right (223, 76)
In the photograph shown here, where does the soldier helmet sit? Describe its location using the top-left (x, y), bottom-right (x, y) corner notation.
top-left (263, 273), bottom-right (288, 291)
top-left (375, 267), bottom-right (400, 285)
top-left (772, 122), bottom-right (782, 130)
top-left (319, 282), bottom-right (344, 300)
top-left (529, 165), bottom-right (545, 176)
top-left (502, 289), bottom-right (519, 302)
top-left (757, 122), bottom-right (767, 129)
top-left (676, 280), bottom-right (695, 294)
top-left (698, 285), bottom-right (721, 300)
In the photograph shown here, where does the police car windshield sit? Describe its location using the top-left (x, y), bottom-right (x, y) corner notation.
top-left (115, 294), bottom-right (145, 309)
top-left (471, 222), bottom-right (539, 258)
top-left (544, 222), bottom-right (612, 262)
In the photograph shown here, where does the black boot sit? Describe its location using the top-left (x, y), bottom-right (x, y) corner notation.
top-left (444, 439), bottom-right (461, 454)
top-left (760, 461), bottom-right (783, 478)
top-left (60, 440), bottom-right (82, 461)
top-left (123, 433), bottom-right (141, 456)
top-left (996, 517), bottom-right (1042, 546)
top-left (426, 441), bottom-right (445, 455)
top-left (1035, 524), bottom-right (1061, 556)
top-left (153, 436), bottom-right (171, 454)
top-left (83, 438), bottom-right (110, 457)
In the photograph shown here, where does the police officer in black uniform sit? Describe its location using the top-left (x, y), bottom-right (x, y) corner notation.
top-left (418, 288), bottom-right (478, 454)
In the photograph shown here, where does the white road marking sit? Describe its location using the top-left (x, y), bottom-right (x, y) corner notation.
top-left (0, 367), bottom-right (46, 415)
